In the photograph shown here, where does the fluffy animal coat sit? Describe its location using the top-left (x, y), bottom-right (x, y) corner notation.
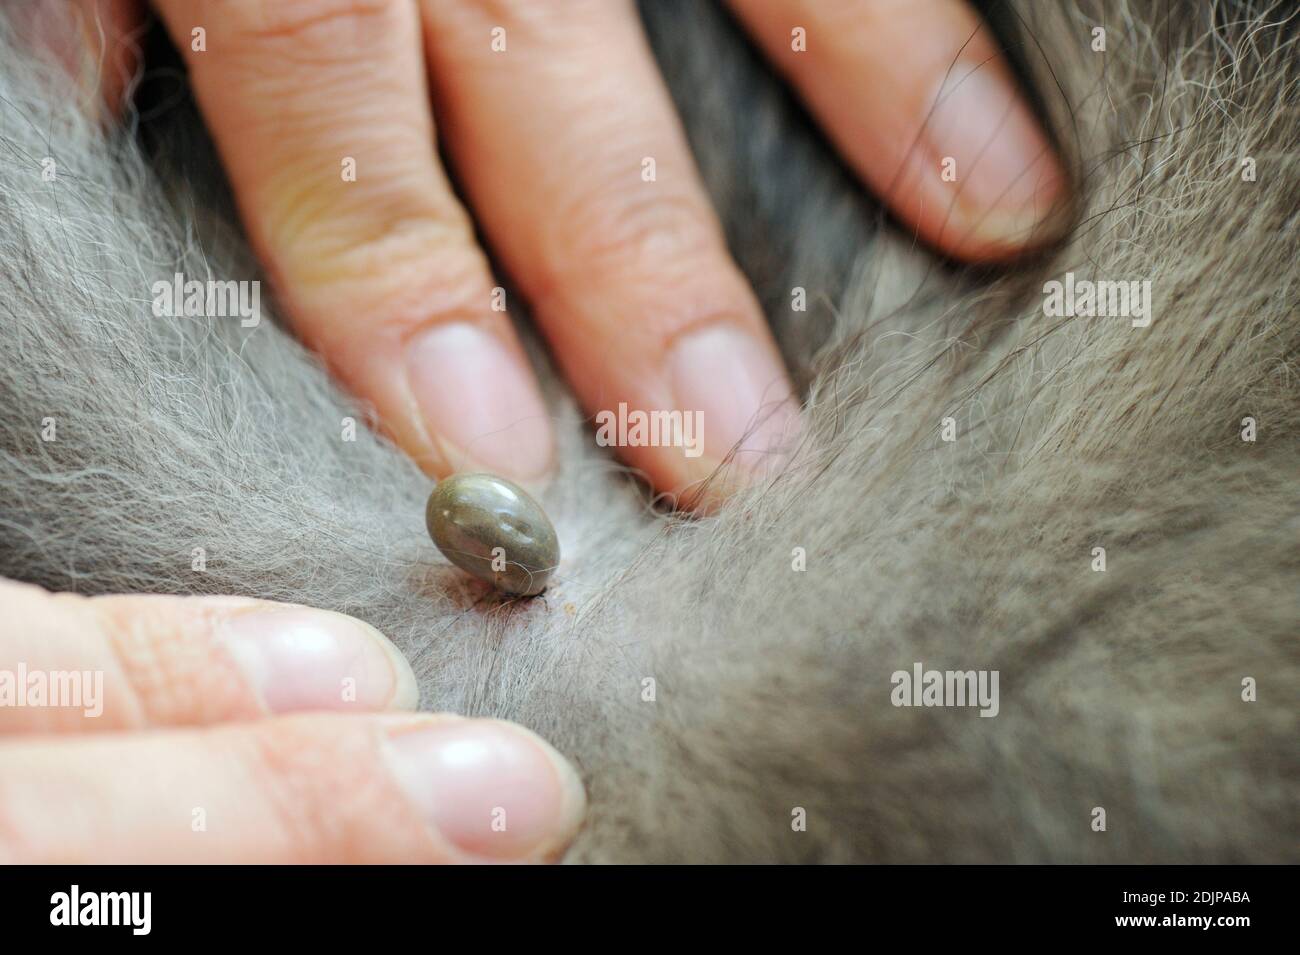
top-left (0, 0), bottom-right (1296, 861)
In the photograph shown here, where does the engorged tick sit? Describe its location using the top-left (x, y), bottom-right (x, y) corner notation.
top-left (425, 473), bottom-right (560, 597)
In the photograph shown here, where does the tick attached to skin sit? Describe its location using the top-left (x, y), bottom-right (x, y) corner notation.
top-left (425, 473), bottom-right (559, 597)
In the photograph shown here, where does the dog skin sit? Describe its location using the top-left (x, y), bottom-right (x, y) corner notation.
top-left (0, 0), bottom-right (1296, 862)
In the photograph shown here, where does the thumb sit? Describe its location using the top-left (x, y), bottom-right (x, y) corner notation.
top-left (0, 713), bottom-right (588, 863)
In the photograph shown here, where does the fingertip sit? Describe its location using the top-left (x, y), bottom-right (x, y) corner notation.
top-left (666, 323), bottom-right (801, 471)
top-left (404, 322), bottom-right (556, 484)
top-left (216, 602), bottom-right (419, 714)
top-left (382, 716), bottom-right (586, 862)
top-left (728, 0), bottom-right (1074, 264)
top-left (15, 0), bottom-right (144, 119)
top-left (915, 63), bottom-right (1074, 262)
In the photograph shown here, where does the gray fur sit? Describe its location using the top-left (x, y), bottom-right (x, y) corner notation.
top-left (0, 0), bottom-right (1296, 861)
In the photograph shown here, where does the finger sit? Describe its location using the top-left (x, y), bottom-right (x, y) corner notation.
top-left (0, 579), bottom-right (416, 734)
top-left (729, 0), bottom-right (1071, 262)
top-left (14, 0), bottom-right (145, 115)
top-left (151, 0), bottom-right (553, 482)
top-left (419, 0), bottom-right (801, 507)
top-left (0, 713), bottom-right (586, 863)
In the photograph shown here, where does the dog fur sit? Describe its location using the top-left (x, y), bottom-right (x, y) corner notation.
top-left (0, 0), bottom-right (1296, 862)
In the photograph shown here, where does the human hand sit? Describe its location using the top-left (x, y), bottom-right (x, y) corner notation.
top-left (0, 579), bottom-right (585, 863)
top-left (24, 0), bottom-right (1068, 505)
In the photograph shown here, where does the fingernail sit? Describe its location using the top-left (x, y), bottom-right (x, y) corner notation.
top-left (219, 607), bottom-right (418, 713)
top-left (385, 718), bottom-right (586, 861)
top-left (668, 324), bottom-right (801, 474)
top-left (926, 65), bottom-right (1069, 249)
top-left (406, 323), bottom-right (554, 481)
